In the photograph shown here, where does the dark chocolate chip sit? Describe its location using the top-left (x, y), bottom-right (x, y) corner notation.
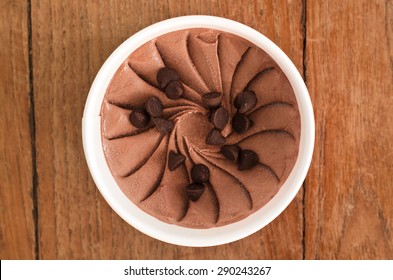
top-left (202, 92), bottom-right (222, 108)
top-left (191, 164), bottom-right (210, 183)
top-left (164, 80), bottom-right (184, 99)
top-left (153, 118), bottom-right (173, 134)
top-left (232, 113), bottom-right (251, 134)
top-left (186, 183), bottom-right (205, 202)
top-left (129, 108), bottom-right (150, 128)
top-left (157, 67), bottom-right (180, 89)
top-left (238, 149), bottom-right (259, 170)
top-left (234, 90), bottom-right (257, 113)
top-left (211, 107), bottom-right (229, 130)
top-left (168, 150), bottom-right (186, 171)
top-left (205, 128), bottom-right (226, 146)
top-left (145, 96), bottom-right (163, 117)
top-left (220, 145), bottom-right (240, 162)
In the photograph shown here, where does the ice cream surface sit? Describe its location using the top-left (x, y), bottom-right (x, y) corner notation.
top-left (100, 28), bottom-right (300, 228)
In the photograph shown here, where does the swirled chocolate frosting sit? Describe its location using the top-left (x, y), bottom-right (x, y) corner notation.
top-left (101, 28), bottom-right (300, 228)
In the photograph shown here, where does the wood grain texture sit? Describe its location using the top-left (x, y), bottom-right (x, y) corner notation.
top-left (305, 0), bottom-right (393, 259)
top-left (0, 0), bottom-right (35, 259)
top-left (31, 0), bottom-right (304, 259)
top-left (3, 0), bottom-right (393, 260)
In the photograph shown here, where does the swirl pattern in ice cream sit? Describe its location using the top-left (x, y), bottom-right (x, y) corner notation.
top-left (101, 28), bottom-right (300, 228)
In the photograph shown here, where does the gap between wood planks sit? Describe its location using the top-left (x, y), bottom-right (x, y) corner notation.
top-left (27, 0), bottom-right (39, 260)
top-left (301, 0), bottom-right (307, 260)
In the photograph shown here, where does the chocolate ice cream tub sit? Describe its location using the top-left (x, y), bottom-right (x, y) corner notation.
top-left (82, 16), bottom-right (314, 246)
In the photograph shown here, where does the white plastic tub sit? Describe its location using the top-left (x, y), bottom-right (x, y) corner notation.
top-left (82, 16), bottom-right (314, 247)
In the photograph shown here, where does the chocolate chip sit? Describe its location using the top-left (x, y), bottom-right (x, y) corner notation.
top-left (164, 80), bottom-right (184, 99)
top-left (168, 151), bottom-right (186, 171)
top-left (205, 128), bottom-right (226, 146)
top-left (129, 108), bottom-right (150, 128)
top-left (153, 118), bottom-right (173, 134)
top-left (145, 96), bottom-right (163, 117)
top-left (238, 149), bottom-right (259, 170)
top-left (157, 67), bottom-right (180, 89)
top-left (211, 107), bottom-right (229, 130)
top-left (232, 113), bottom-right (251, 134)
top-left (186, 183), bottom-right (205, 202)
top-left (202, 92), bottom-right (222, 108)
top-left (191, 164), bottom-right (210, 183)
top-left (234, 90), bottom-right (257, 113)
top-left (220, 145), bottom-right (240, 162)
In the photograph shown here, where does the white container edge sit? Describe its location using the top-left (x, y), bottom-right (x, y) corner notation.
top-left (82, 15), bottom-right (315, 247)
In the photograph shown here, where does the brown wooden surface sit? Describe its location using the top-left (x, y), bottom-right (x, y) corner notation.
top-left (0, 0), bottom-right (392, 259)
top-left (305, 0), bottom-right (393, 259)
top-left (0, 0), bottom-right (36, 259)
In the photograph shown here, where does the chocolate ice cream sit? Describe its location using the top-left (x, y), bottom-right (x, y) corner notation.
top-left (100, 28), bottom-right (300, 228)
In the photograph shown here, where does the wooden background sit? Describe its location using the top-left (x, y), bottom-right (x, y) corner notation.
top-left (1, 0), bottom-right (392, 259)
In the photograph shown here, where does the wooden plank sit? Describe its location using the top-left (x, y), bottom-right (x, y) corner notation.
top-left (305, 0), bottom-right (393, 259)
top-left (0, 0), bottom-right (36, 259)
top-left (32, 0), bottom-right (304, 259)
